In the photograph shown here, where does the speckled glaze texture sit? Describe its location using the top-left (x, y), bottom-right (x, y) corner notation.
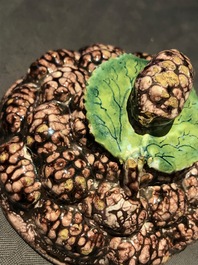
top-left (0, 44), bottom-right (197, 265)
top-left (132, 49), bottom-right (194, 127)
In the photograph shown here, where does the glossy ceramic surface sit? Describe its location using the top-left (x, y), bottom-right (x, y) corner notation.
top-left (0, 44), bottom-right (197, 265)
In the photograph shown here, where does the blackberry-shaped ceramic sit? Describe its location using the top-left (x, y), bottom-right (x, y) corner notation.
top-left (0, 44), bottom-right (197, 265)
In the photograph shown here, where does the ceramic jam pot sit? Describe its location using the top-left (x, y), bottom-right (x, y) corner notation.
top-left (0, 44), bottom-right (197, 265)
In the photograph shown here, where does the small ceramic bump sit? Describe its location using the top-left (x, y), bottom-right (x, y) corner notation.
top-left (81, 181), bottom-right (147, 236)
top-left (133, 51), bottom-right (153, 61)
top-left (108, 224), bottom-right (171, 265)
top-left (27, 101), bottom-right (72, 151)
top-left (182, 162), bottom-right (198, 205)
top-left (27, 49), bottom-right (79, 81)
top-left (41, 145), bottom-right (93, 203)
top-left (0, 83), bottom-right (38, 134)
top-left (141, 183), bottom-right (186, 226)
top-left (39, 64), bottom-right (88, 111)
top-left (165, 209), bottom-right (198, 253)
top-left (33, 201), bottom-right (108, 259)
top-left (79, 43), bottom-right (124, 74)
top-left (0, 137), bottom-right (41, 206)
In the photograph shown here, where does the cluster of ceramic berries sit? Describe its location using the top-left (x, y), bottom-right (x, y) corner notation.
top-left (0, 44), bottom-right (197, 265)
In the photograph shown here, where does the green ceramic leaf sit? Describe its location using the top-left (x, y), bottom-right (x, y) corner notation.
top-left (85, 54), bottom-right (198, 173)
top-left (144, 89), bottom-right (198, 173)
top-left (85, 54), bottom-right (147, 160)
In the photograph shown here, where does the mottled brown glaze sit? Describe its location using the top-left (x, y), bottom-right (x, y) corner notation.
top-left (130, 49), bottom-right (194, 129)
top-left (0, 44), bottom-right (197, 265)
